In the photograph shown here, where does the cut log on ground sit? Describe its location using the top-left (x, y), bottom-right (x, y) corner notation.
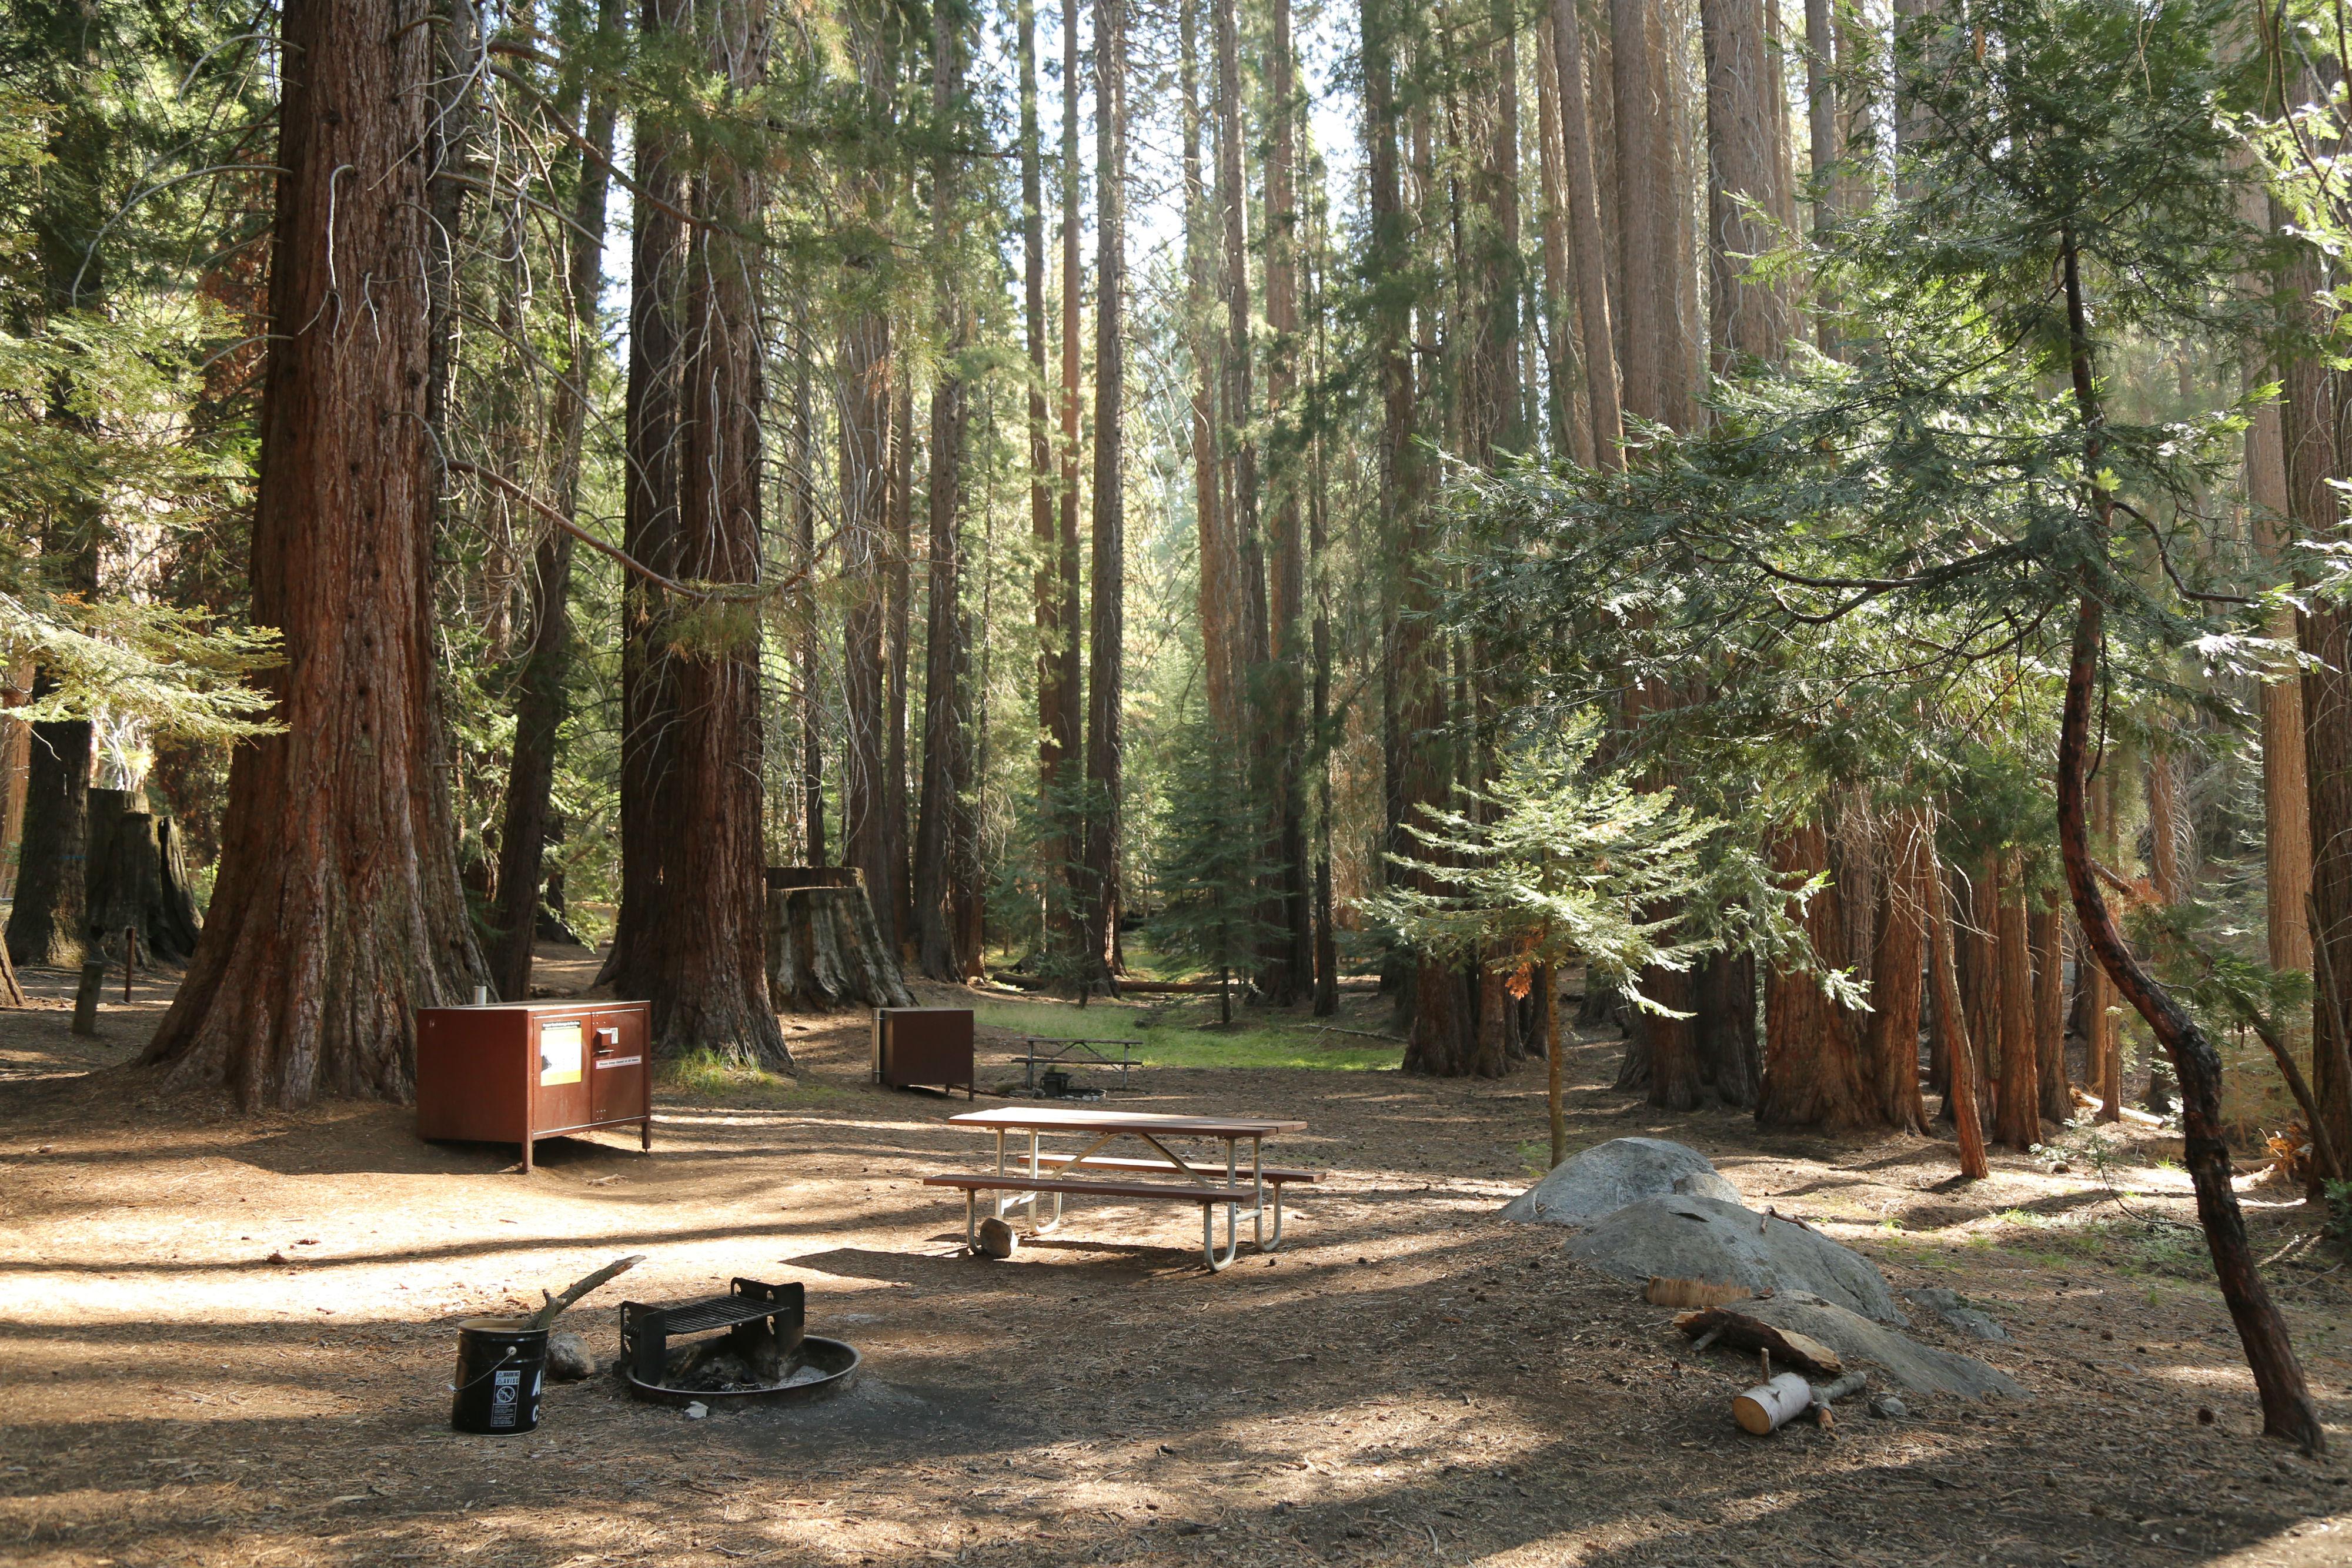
top-left (1732, 1368), bottom-right (1870, 1435)
top-left (1675, 1307), bottom-right (1844, 1375)
top-left (765, 868), bottom-right (915, 1011)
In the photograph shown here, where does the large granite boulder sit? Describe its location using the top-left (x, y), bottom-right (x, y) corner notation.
top-left (1498, 1138), bottom-right (1742, 1227)
top-left (1562, 1193), bottom-right (1909, 1325)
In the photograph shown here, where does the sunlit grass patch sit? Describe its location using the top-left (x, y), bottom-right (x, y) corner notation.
top-left (659, 1048), bottom-right (834, 1105)
top-left (968, 998), bottom-right (1401, 1072)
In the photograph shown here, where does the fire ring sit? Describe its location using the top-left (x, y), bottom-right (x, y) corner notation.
top-left (615, 1333), bottom-right (861, 1407)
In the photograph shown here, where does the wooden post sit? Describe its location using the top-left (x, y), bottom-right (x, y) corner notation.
top-left (72, 960), bottom-right (104, 1035)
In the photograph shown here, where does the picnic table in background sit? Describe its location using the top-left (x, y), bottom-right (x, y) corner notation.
top-left (1007, 1035), bottom-right (1142, 1092)
top-left (922, 1106), bottom-right (1320, 1271)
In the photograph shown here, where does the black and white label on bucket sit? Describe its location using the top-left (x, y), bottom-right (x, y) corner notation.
top-left (491, 1368), bottom-right (521, 1423)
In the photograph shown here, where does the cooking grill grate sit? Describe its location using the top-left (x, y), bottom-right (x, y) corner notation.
top-left (619, 1278), bottom-right (804, 1386)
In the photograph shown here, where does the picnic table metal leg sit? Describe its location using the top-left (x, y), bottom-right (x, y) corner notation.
top-left (1251, 1136), bottom-right (1265, 1249)
top-left (1202, 1200), bottom-right (1242, 1272)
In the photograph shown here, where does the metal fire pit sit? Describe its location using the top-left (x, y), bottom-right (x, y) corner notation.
top-left (615, 1278), bottom-right (860, 1407)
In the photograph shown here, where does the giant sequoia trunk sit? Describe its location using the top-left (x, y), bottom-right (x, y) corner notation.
top-left (839, 9), bottom-right (901, 961)
top-left (142, 0), bottom-right (486, 1105)
top-left (1548, 0), bottom-right (1624, 466)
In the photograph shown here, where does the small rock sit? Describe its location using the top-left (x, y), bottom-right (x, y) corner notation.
top-left (543, 1331), bottom-right (593, 1383)
top-left (683, 1401), bottom-right (709, 1420)
top-left (268, 1251), bottom-right (289, 1265)
top-left (1867, 1395), bottom-right (1909, 1420)
top-left (976, 1216), bottom-right (1018, 1259)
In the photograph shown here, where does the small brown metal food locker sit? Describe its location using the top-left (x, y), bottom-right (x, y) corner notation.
top-left (417, 1001), bottom-right (652, 1171)
top-left (872, 1007), bottom-right (975, 1098)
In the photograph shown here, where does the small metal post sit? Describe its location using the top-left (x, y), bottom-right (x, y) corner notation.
top-left (123, 925), bottom-right (136, 1001)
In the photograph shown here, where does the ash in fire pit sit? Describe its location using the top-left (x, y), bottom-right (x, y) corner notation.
top-left (617, 1278), bottom-right (860, 1407)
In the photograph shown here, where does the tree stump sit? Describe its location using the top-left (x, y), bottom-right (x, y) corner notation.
top-left (83, 791), bottom-right (202, 967)
top-left (765, 868), bottom-right (914, 1012)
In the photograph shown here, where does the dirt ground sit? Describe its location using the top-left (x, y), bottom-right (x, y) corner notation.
top-left (2, 950), bottom-right (2348, 1568)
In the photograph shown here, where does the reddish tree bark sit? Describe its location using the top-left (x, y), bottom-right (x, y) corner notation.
top-left (634, 0), bottom-right (788, 1068)
top-left (1757, 823), bottom-right (1875, 1129)
top-left (2032, 892), bottom-right (2072, 1125)
top-left (1994, 852), bottom-right (2040, 1149)
top-left (1925, 846), bottom-right (1990, 1180)
top-left (142, 0), bottom-right (485, 1105)
top-left (1867, 807), bottom-right (1932, 1134)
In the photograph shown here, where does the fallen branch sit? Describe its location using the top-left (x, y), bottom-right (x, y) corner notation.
top-left (530, 1253), bottom-right (646, 1331)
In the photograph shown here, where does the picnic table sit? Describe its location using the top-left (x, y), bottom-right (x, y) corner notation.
top-left (923, 1106), bottom-right (1319, 1272)
top-left (1008, 1035), bottom-right (1141, 1092)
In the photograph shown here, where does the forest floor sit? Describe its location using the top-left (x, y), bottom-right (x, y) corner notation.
top-left (1, 950), bottom-right (2348, 1568)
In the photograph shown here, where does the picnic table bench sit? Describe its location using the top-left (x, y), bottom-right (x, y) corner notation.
top-left (924, 1106), bottom-right (1318, 1271)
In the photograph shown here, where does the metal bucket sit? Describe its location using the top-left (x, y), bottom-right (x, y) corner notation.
top-left (450, 1316), bottom-right (547, 1434)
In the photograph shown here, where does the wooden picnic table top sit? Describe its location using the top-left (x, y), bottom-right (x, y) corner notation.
top-left (947, 1106), bottom-right (1307, 1137)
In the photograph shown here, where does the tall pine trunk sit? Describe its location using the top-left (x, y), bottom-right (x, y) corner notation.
top-left (491, 0), bottom-right (624, 1000)
top-left (914, 0), bottom-right (972, 981)
top-left (602, 0), bottom-right (688, 991)
top-left (1048, 0), bottom-right (1087, 959)
top-left (1180, 0), bottom-right (1235, 735)
top-left (1264, 0), bottom-right (1312, 1001)
top-left (642, 0), bottom-right (788, 1068)
top-left (2033, 892), bottom-right (2071, 1124)
top-left (1867, 805), bottom-right (1932, 1133)
top-left (142, 0), bottom-right (486, 1105)
top-left (1081, 0), bottom-right (1127, 983)
top-left (1549, 0), bottom-right (1623, 466)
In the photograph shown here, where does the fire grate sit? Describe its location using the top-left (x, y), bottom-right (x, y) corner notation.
top-left (616, 1278), bottom-right (859, 1407)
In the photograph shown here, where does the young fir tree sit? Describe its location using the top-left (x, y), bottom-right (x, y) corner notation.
top-left (1374, 723), bottom-right (1722, 1168)
top-left (1150, 718), bottom-right (1282, 1025)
